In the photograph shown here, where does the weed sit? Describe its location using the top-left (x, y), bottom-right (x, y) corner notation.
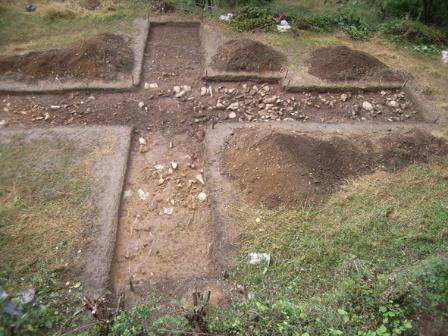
top-left (380, 18), bottom-right (447, 52)
top-left (230, 6), bottom-right (275, 32)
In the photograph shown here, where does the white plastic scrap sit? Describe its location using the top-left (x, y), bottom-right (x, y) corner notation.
top-left (277, 19), bottom-right (291, 32)
top-left (219, 13), bottom-right (234, 21)
top-left (248, 253), bottom-right (272, 265)
top-left (443, 50), bottom-right (448, 64)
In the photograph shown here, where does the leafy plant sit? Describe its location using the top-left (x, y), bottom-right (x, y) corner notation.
top-left (230, 6), bottom-right (274, 32)
top-left (336, 13), bottom-right (373, 40)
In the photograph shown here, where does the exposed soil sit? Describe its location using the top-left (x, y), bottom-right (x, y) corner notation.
top-left (212, 39), bottom-right (285, 72)
top-left (224, 129), bottom-right (448, 208)
top-left (308, 46), bottom-right (402, 82)
top-left (0, 33), bottom-right (134, 82)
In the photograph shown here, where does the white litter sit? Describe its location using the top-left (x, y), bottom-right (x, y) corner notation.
top-left (219, 13), bottom-right (233, 21)
top-left (277, 20), bottom-right (291, 32)
top-left (171, 162), bottom-right (178, 170)
top-left (248, 253), bottom-right (272, 265)
top-left (154, 164), bottom-right (164, 170)
top-left (442, 50), bottom-right (448, 64)
top-left (138, 137), bottom-right (147, 145)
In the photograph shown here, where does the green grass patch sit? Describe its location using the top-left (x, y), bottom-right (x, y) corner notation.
top-left (206, 161), bottom-right (448, 335)
top-left (0, 1), bottom-right (149, 55)
top-left (0, 140), bottom-right (94, 335)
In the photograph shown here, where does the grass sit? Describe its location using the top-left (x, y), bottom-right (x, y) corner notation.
top-left (0, 140), bottom-right (97, 335)
top-left (100, 158), bottom-right (448, 335)
top-left (0, 0), bottom-right (150, 55)
top-left (0, 140), bottom-right (91, 285)
top-left (205, 159), bottom-right (448, 335)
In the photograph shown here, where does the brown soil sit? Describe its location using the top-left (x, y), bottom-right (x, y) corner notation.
top-left (212, 39), bottom-right (285, 72)
top-left (0, 33), bottom-right (134, 82)
top-left (224, 129), bottom-right (448, 208)
top-left (308, 46), bottom-right (402, 82)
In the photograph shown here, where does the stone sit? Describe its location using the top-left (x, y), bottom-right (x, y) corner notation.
top-left (362, 101), bottom-right (373, 111)
top-left (149, 83), bottom-right (159, 89)
top-left (215, 102), bottom-right (226, 110)
top-left (195, 174), bottom-right (205, 185)
top-left (197, 192), bottom-right (207, 202)
top-left (171, 162), bottom-right (178, 170)
top-left (227, 102), bottom-right (239, 111)
top-left (341, 93), bottom-right (348, 102)
top-left (0, 120), bottom-right (8, 128)
top-left (387, 100), bottom-right (399, 108)
top-left (138, 101), bottom-right (145, 108)
top-left (200, 87), bottom-right (208, 96)
top-left (228, 112), bottom-right (237, 119)
top-left (144, 82), bottom-right (150, 89)
top-left (163, 207), bottom-right (174, 215)
top-left (138, 189), bottom-right (149, 201)
top-left (263, 97), bottom-right (276, 104)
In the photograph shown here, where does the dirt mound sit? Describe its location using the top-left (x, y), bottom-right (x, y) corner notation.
top-left (212, 39), bottom-right (285, 72)
top-left (308, 46), bottom-right (401, 82)
top-left (224, 129), bottom-right (448, 208)
top-left (0, 33), bottom-right (134, 82)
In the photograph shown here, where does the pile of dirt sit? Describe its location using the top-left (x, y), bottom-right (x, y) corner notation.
top-left (212, 39), bottom-right (285, 72)
top-left (308, 46), bottom-right (401, 82)
top-left (224, 129), bottom-right (448, 208)
top-left (0, 33), bottom-right (134, 81)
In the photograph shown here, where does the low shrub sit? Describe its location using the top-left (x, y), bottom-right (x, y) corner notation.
top-left (230, 5), bottom-right (274, 32)
top-left (380, 18), bottom-right (447, 52)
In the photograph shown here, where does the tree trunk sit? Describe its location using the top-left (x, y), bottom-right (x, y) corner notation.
top-left (422, 0), bottom-right (433, 24)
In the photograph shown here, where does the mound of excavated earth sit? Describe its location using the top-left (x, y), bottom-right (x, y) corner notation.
top-left (0, 33), bottom-right (134, 82)
top-left (308, 46), bottom-right (402, 82)
top-left (224, 129), bottom-right (448, 208)
top-left (212, 38), bottom-right (285, 72)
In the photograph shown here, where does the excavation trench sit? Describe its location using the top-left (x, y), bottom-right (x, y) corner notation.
top-left (111, 23), bottom-right (224, 306)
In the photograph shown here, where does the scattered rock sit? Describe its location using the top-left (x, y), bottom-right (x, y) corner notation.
top-left (197, 192), bottom-right (207, 202)
top-left (138, 189), bottom-right (149, 201)
top-left (163, 207), bottom-right (173, 215)
top-left (228, 112), bottom-right (237, 119)
top-left (387, 100), bottom-right (399, 108)
top-left (362, 101), bottom-right (373, 111)
top-left (227, 102), bottom-right (239, 111)
top-left (195, 174), bottom-right (205, 185)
